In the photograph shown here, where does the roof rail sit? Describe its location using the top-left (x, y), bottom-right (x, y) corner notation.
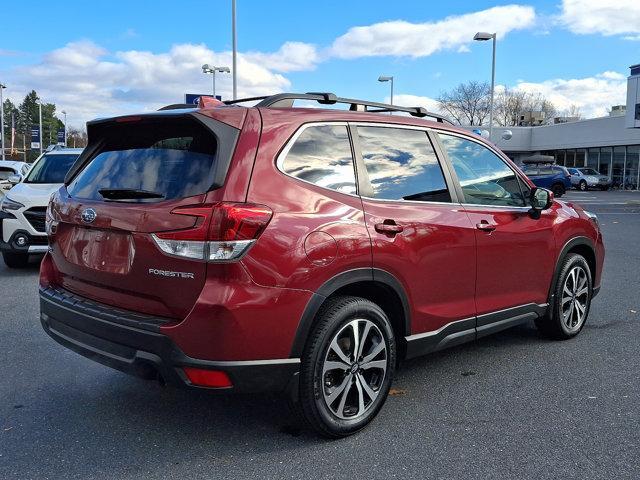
top-left (224, 92), bottom-right (452, 124)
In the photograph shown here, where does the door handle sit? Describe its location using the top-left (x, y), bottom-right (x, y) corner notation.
top-left (476, 220), bottom-right (496, 232)
top-left (375, 221), bottom-right (404, 235)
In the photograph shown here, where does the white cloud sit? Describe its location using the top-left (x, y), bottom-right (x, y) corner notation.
top-left (244, 41), bottom-right (320, 72)
top-left (330, 5), bottom-right (536, 59)
top-left (513, 72), bottom-right (627, 118)
top-left (392, 94), bottom-right (441, 114)
top-left (5, 40), bottom-right (318, 127)
top-left (559, 0), bottom-right (640, 37)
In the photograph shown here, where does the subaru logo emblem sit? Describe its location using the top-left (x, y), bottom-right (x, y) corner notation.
top-left (81, 208), bottom-right (97, 224)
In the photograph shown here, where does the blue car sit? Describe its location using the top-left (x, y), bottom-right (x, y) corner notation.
top-left (521, 163), bottom-right (572, 198)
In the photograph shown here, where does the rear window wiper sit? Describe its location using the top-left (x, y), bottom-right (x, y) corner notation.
top-left (98, 188), bottom-right (165, 200)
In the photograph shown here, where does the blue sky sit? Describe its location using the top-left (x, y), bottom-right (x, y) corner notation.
top-left (2, 0), bottom-right (639, 127)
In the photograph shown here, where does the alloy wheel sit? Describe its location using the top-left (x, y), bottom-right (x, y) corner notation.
top-left (321, 319), bottom-right (388, 420)
top-left (561, 265), bottom-right (589, 332)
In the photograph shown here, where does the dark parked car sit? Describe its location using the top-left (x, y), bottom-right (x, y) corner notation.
top-left (522, 163), bottom-right (572, 197)
top-left (40, 93), bottom-right (604, 437)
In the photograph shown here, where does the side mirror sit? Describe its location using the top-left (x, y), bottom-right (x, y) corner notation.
top-left (7, 174), bottom-right (22, 185)
top-left (529, 187), bottom-right (553, 219)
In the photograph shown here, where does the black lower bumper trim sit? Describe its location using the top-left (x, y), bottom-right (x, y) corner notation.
top-left (40, 287), bottom-right (300, 393)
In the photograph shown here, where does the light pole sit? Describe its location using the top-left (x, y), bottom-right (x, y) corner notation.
top-left (232, 0), bottom-right (237, 100)
top-left (474, 32), bottom-right (496, 139)
top-left (61, 110), bottom-right (67, 146)
top-left (378, 76), bottom-right (394, 113)
top-left (202, 65), bottom-right (231, 98)
top-left (0, 83), bottom-right (5, 160)
top-left (38, 98), bottom-right (43, 154)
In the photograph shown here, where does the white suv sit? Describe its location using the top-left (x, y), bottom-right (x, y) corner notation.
top-left (0, 149), bottom-right (82, 268)
top-left (0, 160), bottom-right (31, 199)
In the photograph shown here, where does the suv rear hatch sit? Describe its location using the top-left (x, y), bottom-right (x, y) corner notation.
top-left (47, 111), bottom-right (242, 319)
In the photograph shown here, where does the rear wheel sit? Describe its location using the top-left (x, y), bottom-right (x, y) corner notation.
top-left (535, 253), bottom-right (592, 340)
top-left (297, 296), bottom-right (396, 437)
top-left (552, 183), bottom-right (565, 197)
top-left (578, 180), bottom-right (587, 191)
top-left (2, 252), bottom-right (29, 269)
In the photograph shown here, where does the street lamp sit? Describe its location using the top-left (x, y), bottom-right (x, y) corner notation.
top-left (202, 64), bottom-right (231, 99)
top-left (474, 31), bottom-right (496, 139)
top-left (378, 75), bottom-right (394, 113)
top-left (0, 83), bottom-right (5, 160)
top-left (232, 0), bottom-right (237, 100)
top-left (61, 110), bottom-right (67, 146)
top-left (37, 97), bottom-right (43, 154)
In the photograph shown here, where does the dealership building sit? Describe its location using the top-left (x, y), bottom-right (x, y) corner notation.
top-left (471, 64), bottom-right (640, 190)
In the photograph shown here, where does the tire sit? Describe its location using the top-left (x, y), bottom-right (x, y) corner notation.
top-left (2, 252), bottom-right (29, 268)
top-left (535, 253), bottom-right (592, 340)
top-left (552, 183), bottom-right (565, 197)
top-left (296, 296), bottom-right (396, 438)
top-left (579, 180), bottom-right (587, 191)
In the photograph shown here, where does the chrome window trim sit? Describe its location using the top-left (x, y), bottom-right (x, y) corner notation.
top-left (274, 121), bottom-right (360, 197)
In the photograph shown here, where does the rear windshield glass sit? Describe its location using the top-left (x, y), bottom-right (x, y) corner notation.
top-left (67, 118), bottom-right (217, 203)
top-left (0, 167), bottom-right (16, 180)
top-left (25, 154), bottom-right (79, 184)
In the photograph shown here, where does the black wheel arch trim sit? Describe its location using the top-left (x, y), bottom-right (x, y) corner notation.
top-left (548, 236), bottom-right (596, 304)
top-left (289, 268), bottom-right (411, 358)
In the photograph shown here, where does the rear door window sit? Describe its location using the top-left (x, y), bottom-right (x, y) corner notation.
top-left (68, 118), bottom-right (218, 202)
top-left (280, 124), bottom-right (357, 194)
top-left (356, 126), bottom-right (451, 202)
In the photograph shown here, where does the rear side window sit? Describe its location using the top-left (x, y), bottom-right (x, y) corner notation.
top-left (357, 126), bottom-right (451, 202)
top-left (68, 117), bottom-right (217, 202)
top-left (438, 133), bottom-right (526, 207)
top-left (280, 124), bottom-right (356, 194)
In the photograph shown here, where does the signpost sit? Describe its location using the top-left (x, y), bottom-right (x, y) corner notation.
top-left (184, 94), bottom-right (222, 105)
top-left (30, 126), bottom-right (40, 150)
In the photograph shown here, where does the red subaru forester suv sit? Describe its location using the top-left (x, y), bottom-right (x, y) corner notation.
top-left (40, 93), bottom-right (604, 437)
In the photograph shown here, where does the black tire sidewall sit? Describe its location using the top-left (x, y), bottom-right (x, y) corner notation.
top-left (553, 254), bottom-right (592, 337)
top-left (301, 297), bottom-right (396, 437)
top-left (2, 252), bottom-right (29, 268)
top-left (579, 181), bottom-right (587, 191)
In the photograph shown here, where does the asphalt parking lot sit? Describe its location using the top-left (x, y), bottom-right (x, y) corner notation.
top-left (1, 190), bottom-right (639, 480)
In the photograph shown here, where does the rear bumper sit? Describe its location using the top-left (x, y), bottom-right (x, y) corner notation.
top-left (39, 286), bottom-right (300, 393)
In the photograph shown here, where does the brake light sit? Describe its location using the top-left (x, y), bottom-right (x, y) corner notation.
top-left (151, 202), bottom-right (272, 262)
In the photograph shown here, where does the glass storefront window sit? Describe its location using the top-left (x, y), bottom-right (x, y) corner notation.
top-left (575, 149), bottom-right (586, 168)
top-left (565, 150), bottom-right (576, 168)
top-left (625, 146), bottom-right (639, 190)
top-left (555, 150), bottom-right (565, 166)
top-left (612, 146), bottom-right (625, 189)
top-left (599, 147), bottom-right (612, 177)
top-left (587, 148), bottom-right (599, 170)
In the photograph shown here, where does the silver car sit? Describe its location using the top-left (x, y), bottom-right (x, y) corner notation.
top-left (568, 167), bottom-right (611, 191)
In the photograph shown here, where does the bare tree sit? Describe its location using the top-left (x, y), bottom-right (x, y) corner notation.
top-left (563, 104), bottom-right (582, 119)
top-left (437, 81), bottom-right (490, 125)
top-left (494, 88), bottom-right (558, 126)
top-left (66, 127), bottom-right (88, 148)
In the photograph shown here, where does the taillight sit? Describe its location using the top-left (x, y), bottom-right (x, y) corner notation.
top-left (151, 202), bottom-right (272, 262)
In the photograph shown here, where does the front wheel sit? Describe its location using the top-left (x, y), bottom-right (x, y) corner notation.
top-left (535, 253), bottom-right (592, 339)
top-left (579, 180), bottom-right (587, 191)
top-left (2, 252), bottom-right (29, 268)
top-left (552, 183), bottom-right (566, 197)
top-left (297, 296), bottom-right (396, 437)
